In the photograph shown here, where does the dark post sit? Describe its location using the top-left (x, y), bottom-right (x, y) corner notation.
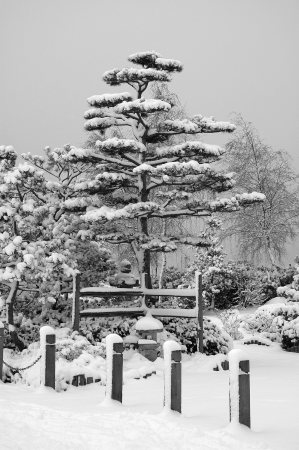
top-left (111, 342), bottom-right (123, 403)
top-left (0, 322), bottom-right (3, 381)
top-left (239, 360), bottom-right (251, 428)
top-left (170, 349), bottom-right (182, 413)
top-left (72, 272), bottom-right (81, 332)
top-left (141, 272), bottom-right (150, 308)
top-left (45, 333), bottom-right (56, 390)
top-left (141, 272), bottom-right (150, 288)
top-left (195, 272), bottom-right (203, 353)
top-left (229, 352), bottom-right (251, 428)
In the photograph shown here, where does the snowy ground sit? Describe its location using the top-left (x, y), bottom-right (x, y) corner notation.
top-left (0, 342), bottom-right (298, 449)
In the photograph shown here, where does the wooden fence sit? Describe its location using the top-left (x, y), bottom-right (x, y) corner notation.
top-left (68, 271), bottom-right (204, 353)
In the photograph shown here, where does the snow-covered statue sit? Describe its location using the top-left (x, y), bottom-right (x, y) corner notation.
top-left (108, 260), bottom-right (139, 288)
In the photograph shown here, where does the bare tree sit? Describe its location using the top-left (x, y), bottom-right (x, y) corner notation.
top-left (223, 115), bottom-right (299, 266)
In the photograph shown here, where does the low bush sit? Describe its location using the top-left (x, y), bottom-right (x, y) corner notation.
top-left (243, 302), bottom-right (299, 347)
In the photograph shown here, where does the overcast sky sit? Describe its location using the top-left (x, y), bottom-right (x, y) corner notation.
top-left (1, 0), bottom-right (299, 262)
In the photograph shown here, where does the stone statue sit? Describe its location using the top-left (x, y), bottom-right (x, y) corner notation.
top-left (108, 260), bottom-right (139, 288)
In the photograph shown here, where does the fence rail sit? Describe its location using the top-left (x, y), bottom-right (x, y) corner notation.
top-left (71, 271), bottom-right (204, 353)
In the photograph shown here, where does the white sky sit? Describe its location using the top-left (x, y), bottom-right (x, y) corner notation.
top-left (1, 0), bottom-right (299, 262)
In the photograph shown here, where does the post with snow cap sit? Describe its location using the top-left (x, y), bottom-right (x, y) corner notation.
top-left (106, 334), bottom-right (124, 403)
top-left (40, 326), bottom-right (56, 390)
top-left (195, 271), bottom-right (204, 353)
top-left (72, 272), bottom-right (81, 332)
top-left (0, 321), bottom-right (4, 381)
top-left (228, 349), bottom-right (251, 428)
top-left (163, 340), bottom-right (182, 413)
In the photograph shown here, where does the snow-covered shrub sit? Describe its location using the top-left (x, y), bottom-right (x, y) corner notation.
top-left (281, 317), bottom-right (299, 349)
top-left (81, 316), bottom-right (138, 344)
top-left (243, 303), bottom-right (299, 344)
top-left (277, 263), bottom-right (299, 302)
top-left (80, 315), bottom-right (232, 355)
top-left (161, 317), bottom-right (232, 355)
top-left (56, 328), bottom-right (106, 360)
top-left (219, 309), bottom-right (243, 339)
top-left (3, 328), bottom-right (107, 390)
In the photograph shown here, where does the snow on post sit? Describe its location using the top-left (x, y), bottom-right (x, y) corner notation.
top-left (228, 349), bottom-right (251, 428)
top-left (105, 334), bottom-right (124, 403)
top-left (163, 340), bottom-right (182, 413)
top-left (40, 326), bottom-right (56, 390)
top-left (0, 321), bottom-right (3, 381)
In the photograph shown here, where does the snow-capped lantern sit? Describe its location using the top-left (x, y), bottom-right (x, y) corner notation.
top-left (135, 313), bottom-right (163, 361)
top-left (135, 313), bottom-right (163, 341)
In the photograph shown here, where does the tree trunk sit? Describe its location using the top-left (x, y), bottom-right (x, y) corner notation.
top-left (139, 247), bottom-right (152, 288)
top-left (266, 236), bottom-right (281, 268)
top-left (159, 252), bottom-right (167, 290)
top-left (6, 281), bottom-right (26, 351)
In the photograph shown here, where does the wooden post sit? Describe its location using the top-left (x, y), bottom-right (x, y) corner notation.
top-left (141, 272), bottom-right (150, 288)
top-left (163, 341), bottom-right (182, 413)
top-left (170, 349), bottom-right (182, 413)
top-left (111, 342), bottom-right (123, 402)
top-left (195, 271), bottom-right (203, 353)
top-left (238, 360), bottom-right (251, 427)
top-left (229, 349), bottom-right (251, 428)
top-left (141, 272), bottom-right (150, 309)
top-left (0, 321), bottom-right (3, 381)
top-left (72, 272), bottom-right (81, 332)
top-left (105, 334), bottom-right (124, 403)
top-left (40, 326), bottom-right (56, 390)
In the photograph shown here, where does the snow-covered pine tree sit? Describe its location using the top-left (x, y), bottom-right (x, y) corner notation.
top-left (61, 51), bottom-right (265, 284)
top-left (0, 145), bottom-right (114, 348)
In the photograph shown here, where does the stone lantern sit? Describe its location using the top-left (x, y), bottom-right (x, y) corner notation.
top-left (135, 313), bottom-right (163, 361)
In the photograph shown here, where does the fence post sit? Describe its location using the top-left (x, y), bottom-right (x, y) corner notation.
top-left (40, 326), bottom-right (56, 390)
top-left (195, 271), bottom-right (203, 353)
top-left (0, 321), bottom-right (3, 381)
top-left (228, 349), bottom-right (251, 428)
top-left (72, 272), bottom-right (81, 332)
top-left (163, 341), bottom-right (182, 413)
top-left (105, 334), bottom-right (123, 403)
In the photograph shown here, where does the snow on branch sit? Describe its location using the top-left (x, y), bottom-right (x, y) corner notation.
top-left (3, 163), bottom-right (44, 185)
top-left (103, 68), bottom-right (171, 86)
top-left (160, 119), bottom-right (198, 133)
top-left (63, 196), bottom-right (102, 210)
top-left (137, 161), bottom-right (211, 177)
top-left (235, 192), bottom-right (266, 204)
top-left (84, 117), bottom-right (119, 131)
top-left (157, 141), bottom-right (224, 158)
top-left (95, 138), bottom-right (146, 154)
top-left (128, 51), bottom-right (162, 65)
top-left (83, 108), bottom-right (105, 120)
top-left (87, 92), bottom-right (133, 108)
top-left (0, 145), bottom-right (17, 171)
top-left (140, 238), bottom-right (177, 252)
top-left (82, 202), bottom-right (161, 222)
top-left (60, 147), bottom-right (94, 162)
top-left (73, 172), bottom-right (131, 193)
top-left (128, 51), bottom-right (183, 73)
top-left (192, 115), bottom-right (236, 133)
top-left (154, 58), bottom-right (183, 72)
top-left (209, 192), bottom-right (265, 212)
top-left (115, 98), bottom-right (171, 115)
